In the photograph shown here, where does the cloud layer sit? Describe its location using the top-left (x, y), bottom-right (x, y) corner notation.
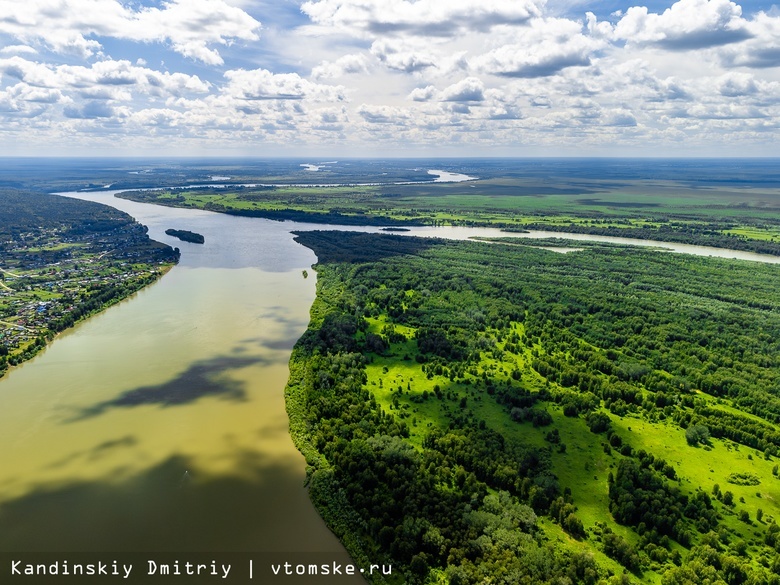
top-left (0, 0), bottom-right (779, 155)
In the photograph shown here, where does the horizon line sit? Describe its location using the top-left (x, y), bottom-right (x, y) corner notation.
top-left (2, 155), bottom-right (780, 161)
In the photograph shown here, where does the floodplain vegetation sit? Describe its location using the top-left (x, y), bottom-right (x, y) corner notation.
top-left (286, 230), bottom-right (780, 585)
top-left (116, 172), bottom-right (780, 256)
top-left (0, 189), bottom-right (179, 377)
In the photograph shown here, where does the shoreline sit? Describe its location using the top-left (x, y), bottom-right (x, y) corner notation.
top-left (0, 262), bottom-right (174, 381)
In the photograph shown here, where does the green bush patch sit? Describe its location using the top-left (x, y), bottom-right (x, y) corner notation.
top-left (726, 472), bottom-right (761, 486)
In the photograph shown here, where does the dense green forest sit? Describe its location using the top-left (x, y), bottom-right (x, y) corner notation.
top-left (0, 189), bottom-right (179, 377)
top-left (0, 189), bottom-right (138, 238)
top-left (287, 230), bottom-right (780, 585)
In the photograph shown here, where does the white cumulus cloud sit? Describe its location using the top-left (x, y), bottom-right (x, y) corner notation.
top-left (0, 57), bottom-right (211, 97)
top-left (0, 0), bottom-right (261, 64)
top-left (408, 85), bottom-right (437, 102)
top-left (370, 40), bottom-right (438, 73)
top-left (223, 69), bottom-right (347, 102)
top-left (718, 10), bottom-right (780, 68)
top-left (612, 0), bottom-right (751, 50)
top-left (0, 45), bottom-right (38, 56)
top-left (300, 0), bottom-right (541, 37)
top-left (357, 103), bottom-right (410, 124)
top-left (472, 18), bottom-right (603, 78)
top-left (440, 77), bottom-right (485, 102)
top-left (311, 54), bottom-right (371, 79)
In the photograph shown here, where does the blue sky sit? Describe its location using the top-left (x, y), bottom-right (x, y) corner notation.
top-left (0, 0), bottom-right (779, 156)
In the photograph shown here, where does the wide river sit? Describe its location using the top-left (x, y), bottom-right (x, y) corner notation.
top-left (0, 193), bottom-right (359, 557)
top-left (1, 190), bottom-right (779, 558)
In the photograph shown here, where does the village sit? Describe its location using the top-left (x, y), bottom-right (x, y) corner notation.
top-left (0, 216), bottom-right (178, 375)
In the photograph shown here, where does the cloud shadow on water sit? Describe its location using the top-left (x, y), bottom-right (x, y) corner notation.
top-left (46, 436), bottom-right (139, 470)
top-left (0, 452), bottom-right (344, 553)
top-left (64, 355), bottom-right (271, 423)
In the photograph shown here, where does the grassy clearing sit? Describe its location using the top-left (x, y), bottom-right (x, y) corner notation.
top-left (726, 227), bottom-right (780, 242)
top-left (612, 415), bottom-right (780, 524)
top-left (361, 315), bottom-right (670, 580)
top-left (360, 312), bottom-right (780, 583)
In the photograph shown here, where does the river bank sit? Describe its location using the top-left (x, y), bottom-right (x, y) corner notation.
top-left (0, 190), bottom-right (179, 379)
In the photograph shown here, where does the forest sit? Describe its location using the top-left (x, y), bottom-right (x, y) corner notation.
top-left (0, 188), bottom-right (139, 239)
top-left (286, 230), bottom-right (780, 585)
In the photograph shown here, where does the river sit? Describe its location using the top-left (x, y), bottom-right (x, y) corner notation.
top-left (0, 193), bottom-right (355, 557)
top-left (2, 190), bottom-right (778, 557)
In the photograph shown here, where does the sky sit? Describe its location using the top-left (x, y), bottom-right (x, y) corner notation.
top-left (0, 0), bottom-right (779, 157)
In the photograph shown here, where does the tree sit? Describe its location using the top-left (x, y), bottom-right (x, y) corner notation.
top-left (409, 554), bottom-right (429, 579)
top-left (686, 424), bottom-right (711, 446)
top-left (563, 513), bottom-right (586, 539)
top-left (586, 411), bottom-right (612, 434)
top-left (662, 559), bottom-right (720, 585)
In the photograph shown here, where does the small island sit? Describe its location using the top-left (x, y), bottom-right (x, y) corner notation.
top-left (165, 229), bottom-right (205, 244)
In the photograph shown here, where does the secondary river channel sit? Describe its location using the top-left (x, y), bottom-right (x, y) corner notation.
top-left (1, 190), bottom-right (779, 559)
